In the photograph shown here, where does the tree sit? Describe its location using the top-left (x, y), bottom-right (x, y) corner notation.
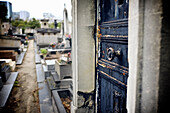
top-left (12, 18), bottom-right (40, 34)
top-left (27, 18), bottom-right (40, 29)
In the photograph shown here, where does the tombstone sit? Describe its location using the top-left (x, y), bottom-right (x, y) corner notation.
top-left (55, 60), bottom-right (72, 80)
top-left (0, 65), bottom-right (11, 82)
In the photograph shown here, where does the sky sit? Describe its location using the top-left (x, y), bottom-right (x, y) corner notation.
top-left (1, 0), bottom-right (72, 20)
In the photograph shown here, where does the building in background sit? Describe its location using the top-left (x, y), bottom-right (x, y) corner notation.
top-left (43, 12), bottom-right (55, 24)
top-left (12, 12), bottom-right (19, 20)
top-left (12, 11), bottom-right (30, 20)
top-left (19, 11), bottom-right (30, 21)
top-left (35, 19), bottom-right (62, 48)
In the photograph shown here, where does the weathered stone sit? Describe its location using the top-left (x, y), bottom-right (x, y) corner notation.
top-left (77, 95), bottom-right (85, 107)
top-left (55, 60), bottom-right (72, 80)
top-left (52, 89), bottom-right (72, 113)
top-left (55, 79), bottom-right (72, 89)
top-left (42, 65), bottom-right (51, 79)
top-left (0, 66), bottom-right (11, 82)
top-left (46, 60), bottom-right (55, 71)
top-left (71, 0), bottom-right (95, 112)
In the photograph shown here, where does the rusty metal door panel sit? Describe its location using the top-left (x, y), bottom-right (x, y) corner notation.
top-left (97, 0), bottom-right (129, 113)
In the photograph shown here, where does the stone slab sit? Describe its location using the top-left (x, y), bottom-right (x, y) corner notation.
top-left (35, 54), bottom-right (41, 64)
top-left (46, 76), bottom-right (57, 97)
top-left (46, 76), bottom-right (57, 91)
top-left (16, 51), bottom-right (26, 65)
top-left (48, 48), bottom-right (71, 53)
top-left (0, 72), bottom-right (18, 107)
top-left (55, 79), bottom-right (72, 89)
top-left (42, 65), bottom-right (51, 79)
top-left (36, 64), bottom-right (45, 83)
top-left (38, 82), bottom-right (54, 113)
top-left (51, 72), bottom-right (59, 82)
top-left (4, 72), bottom-right (18, 85)
top-left (52, 90), bottom-right (67, 113)
top-left (0, 84), bottom-right (13, 107)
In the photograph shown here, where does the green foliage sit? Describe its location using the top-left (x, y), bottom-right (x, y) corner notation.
top-left (27, 18), bottom-right (40, 29)
top-left (49, 22), bottom-right (61, 29)
top-left (49, 22), bottom-right (54, 28)
top-left (57, 22), bottom-right (61, 29)
top-left (40, 49), bottom-right (47, 55)
top-left (12, 18), bottom-right (40, 29)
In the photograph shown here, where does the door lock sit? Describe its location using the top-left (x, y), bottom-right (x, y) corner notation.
top-left (107, 48), bottom-right (122, 60)
top-left (115, 48), bottom-right (122, 57)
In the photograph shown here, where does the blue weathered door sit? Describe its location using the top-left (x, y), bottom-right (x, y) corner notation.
top-left (97, 0), bottom-right (128, 112)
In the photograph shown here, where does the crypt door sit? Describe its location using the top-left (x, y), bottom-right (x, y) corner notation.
top-left (96, 0), bottom-right (129, 113)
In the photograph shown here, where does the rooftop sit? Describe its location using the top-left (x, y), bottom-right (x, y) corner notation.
top-left (37, 28), bottom-right (60, 33)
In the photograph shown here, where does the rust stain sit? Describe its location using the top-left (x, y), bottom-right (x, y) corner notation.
top-left (100, 71), bottom-right (127, 87)
top-left (107, 66), bottom-right (112, 70)
top-left (101, 35), bottom-right (128, 38)
top-left (98, 63), bottom-right (106, 68)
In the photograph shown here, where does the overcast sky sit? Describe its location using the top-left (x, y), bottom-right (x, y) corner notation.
top-left (1, 0), bottom-right (72, 20)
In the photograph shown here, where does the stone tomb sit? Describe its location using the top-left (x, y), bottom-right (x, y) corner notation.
top-left (55, 60), bottom-right (72, 80)
top-left (52, 89), bottom-right (72, 113)
top-left (46, 60), bottom-right (55, 71)
top-left (0, 61), bottom-right (11, 82)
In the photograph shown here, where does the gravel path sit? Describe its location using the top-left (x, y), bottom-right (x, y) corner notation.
top-left (1, 40), bottom-right (40, 113)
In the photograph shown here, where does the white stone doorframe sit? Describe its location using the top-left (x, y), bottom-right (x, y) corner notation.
top-left (127, 0), bottom-right (170, 113)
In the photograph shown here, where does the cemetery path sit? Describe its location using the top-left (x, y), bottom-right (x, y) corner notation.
top-left (2, 40), bottom-right (40, 113)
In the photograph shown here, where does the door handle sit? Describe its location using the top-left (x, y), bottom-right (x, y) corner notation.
top-left (107, 48), bottom-right (115, 61)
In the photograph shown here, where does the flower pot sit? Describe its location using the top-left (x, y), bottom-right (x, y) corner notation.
top-left (52, 45), bottom-right (56, 49)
